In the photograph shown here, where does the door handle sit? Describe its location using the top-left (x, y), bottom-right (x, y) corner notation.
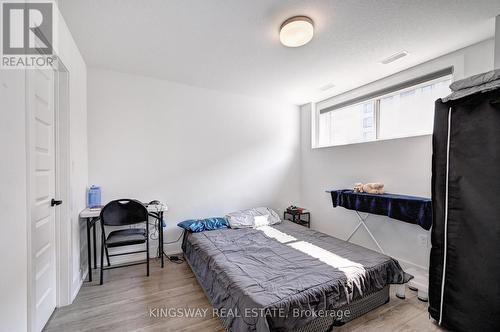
top-left (51, 198), bottom-right (63, 207)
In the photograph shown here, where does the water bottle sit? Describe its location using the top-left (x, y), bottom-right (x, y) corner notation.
top-left (87, 185), bottom-right (101, 208)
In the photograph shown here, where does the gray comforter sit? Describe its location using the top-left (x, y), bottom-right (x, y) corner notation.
top-left (182, 221), bottom-right (411, 332)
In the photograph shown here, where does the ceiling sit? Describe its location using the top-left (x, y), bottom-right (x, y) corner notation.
top-left (58, 0), bottom-right (500, 105)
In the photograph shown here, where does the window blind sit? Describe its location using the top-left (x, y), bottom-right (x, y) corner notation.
top-left (319, 67), bottom-right (454, 114)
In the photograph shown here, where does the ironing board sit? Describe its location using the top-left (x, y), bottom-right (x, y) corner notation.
top-left (327, 189), bottom-right (432, 253)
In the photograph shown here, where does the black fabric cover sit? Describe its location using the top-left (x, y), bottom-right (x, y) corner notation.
top-left (328, 189), bottom-right (432, 230)
top-left (429, 88), bottom-right (500, 332)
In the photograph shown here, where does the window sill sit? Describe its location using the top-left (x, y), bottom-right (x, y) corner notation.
top-left (312, 132), bottom-right (432, 149)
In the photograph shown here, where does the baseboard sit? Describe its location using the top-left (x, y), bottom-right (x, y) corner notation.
top-left (71, 275), bottom-right (84, 303)
top-left (390, 254), bottom-right (428, 272)
top-left (385, 253), bottom-right (429, 296)
top-left (163, 242), bottom-right (182, 255)
top-left (394, 257), bottom-right (429, 296)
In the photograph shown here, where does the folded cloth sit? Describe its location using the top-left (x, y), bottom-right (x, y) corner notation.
top-left (442, 69), bottom-right (500, 102)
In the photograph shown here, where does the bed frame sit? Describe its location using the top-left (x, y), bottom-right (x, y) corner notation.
top-left (184, 250), bottom-right (392, 332)
top-left (294, 286), bottom-right (390, 332)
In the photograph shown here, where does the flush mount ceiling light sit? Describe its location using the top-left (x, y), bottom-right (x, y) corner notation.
top-left (279, 16), bottom-right (314, 47)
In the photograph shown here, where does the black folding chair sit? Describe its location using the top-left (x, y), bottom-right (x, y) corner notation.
top-left (99, 199), bottom-right (149, 284)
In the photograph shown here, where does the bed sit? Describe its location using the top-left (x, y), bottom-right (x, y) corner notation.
top-left (182, 220), bottom-right (411, 332)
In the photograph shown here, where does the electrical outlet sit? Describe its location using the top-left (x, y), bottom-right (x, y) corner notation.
top-left (417, 234), bottom-right (428, 247)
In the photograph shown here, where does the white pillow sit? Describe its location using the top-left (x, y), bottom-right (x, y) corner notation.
top-left (225, 211), bottom-right (254, 229)
top-left (253, 215), bottom-right (270, 227)
top-left (226, 207), bottom-right (281, 229)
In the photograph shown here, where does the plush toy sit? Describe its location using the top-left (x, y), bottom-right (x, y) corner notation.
top-left (353, 182), bottom-right (385, 194)
top-left (353, 183), bottom-right (364, 193)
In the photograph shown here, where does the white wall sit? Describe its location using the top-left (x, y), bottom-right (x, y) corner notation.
top-left (495, 15), bottom-right (500, 68)
top-left (0, 2), bottom-right (87, 330)
top-left (0, 70), bottom-right (28, 332)
top-left (87, 69), bottom-right (300, 254)
top-left (299, 39), bottom-right (495, 275)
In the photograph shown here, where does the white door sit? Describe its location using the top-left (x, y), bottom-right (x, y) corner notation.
top-left (27, 68), bottom-right (57, 332)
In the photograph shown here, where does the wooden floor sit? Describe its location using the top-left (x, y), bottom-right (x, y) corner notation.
top-left (45, 259), bottom-right (444, 332)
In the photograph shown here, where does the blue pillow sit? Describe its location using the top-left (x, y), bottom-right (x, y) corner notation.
top-left (177, 217), bottom-right (228, 233)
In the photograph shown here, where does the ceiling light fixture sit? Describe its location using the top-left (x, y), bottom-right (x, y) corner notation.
top-left (280, 16), bottom-right (314, 47)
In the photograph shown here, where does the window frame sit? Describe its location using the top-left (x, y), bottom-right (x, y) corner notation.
top-left (313, 69), bottom-right (454, 148)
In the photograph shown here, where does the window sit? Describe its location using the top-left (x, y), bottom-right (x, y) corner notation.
top-left (378, 78), bottom-right (452, 140)
top-left (315, 70), bottom-right (453, 147)
top-left (318, 101), bottom-right (375, 146)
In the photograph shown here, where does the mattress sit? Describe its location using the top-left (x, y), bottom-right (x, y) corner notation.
top-left (182, 220), bottom-right (411, 332)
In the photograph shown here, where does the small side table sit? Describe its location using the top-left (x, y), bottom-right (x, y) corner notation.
top-left (284, 210), bottom-right (310, 228)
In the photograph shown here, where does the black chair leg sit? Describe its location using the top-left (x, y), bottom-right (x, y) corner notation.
top-left (100, 233), bottom-right (105, 285)
top-left (146, 236), bottom-right (150, 277)
top-left (105, 246), bottom-right (111, 266)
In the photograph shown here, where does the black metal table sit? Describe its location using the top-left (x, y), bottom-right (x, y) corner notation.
top-left (283, 210), bottom-right (310, 228)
